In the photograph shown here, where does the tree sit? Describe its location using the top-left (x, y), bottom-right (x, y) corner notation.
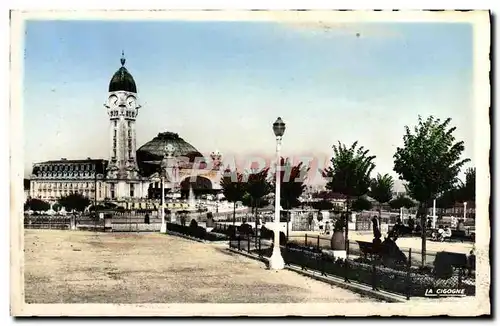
top-left (244, 168), bottom-right (272, 225)
top-left (323, 141), bottom-right (376, 248)
top-left (24, 198), bottom-right (50, 211)
top-left (219, 169), bottom-right (246, 225)
top-left (393, 116), bottom-right (470, 266)
top-left (369, 173), bottom-right (394, 220)
top-left (323, 141), bottom-right (376, 203)
top-left (58, 193), bottom-right (91, 212)
top-left (351, 196), bottom-right (373, 212)
top-left (460, 167), bottom-right (476, 203)
top-left (389, 195), bottom-right (416, 210)
top-left (273, 158), bottom-right (310, 210)
top-left (241, 193), bottom-right (270, 211)
top-left (436, 187), bottom-right (459, 209)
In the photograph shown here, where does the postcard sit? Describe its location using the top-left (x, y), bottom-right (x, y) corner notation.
top-left (10, 10), bottom-right (491, 316)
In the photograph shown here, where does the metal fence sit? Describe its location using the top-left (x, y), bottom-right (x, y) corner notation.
top-left (24, 214), bottom-right (105, 231)
top-left (229, 233), bottom-right (476, 299)
top-left (24, 215), bottom-right (72, 230)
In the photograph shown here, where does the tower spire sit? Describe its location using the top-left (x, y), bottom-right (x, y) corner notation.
top-left (120, 50), bottom-right (126, 66)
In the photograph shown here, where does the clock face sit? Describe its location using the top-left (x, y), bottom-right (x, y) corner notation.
top-left (108, 95), bottom-right (118, 107)
top-left (126, 96), bottom-right (136, 108)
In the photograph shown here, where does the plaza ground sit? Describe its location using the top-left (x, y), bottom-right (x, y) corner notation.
top-left (290, 230), bottom-right (474, 255)
top-left (24, 230), bottom-right (378, 304)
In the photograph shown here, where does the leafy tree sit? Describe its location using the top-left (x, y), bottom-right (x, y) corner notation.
top-left (241, 194), bottom-right (270, 211)
top-left (243, 168), bottom-right (272, 225)
top-left (393, 116), bottom-right (470, 266)
top-left (351, 196), bottom-right (373, 212)
top-left (323, 141), bottom-right (376, 246)
top-left (273, 158), bottom-right (310, 210)
top-left (219, 169), bottom-right (246, 225)
top-left (369, 173), bottom-right (394, 219)
top-left (389, 195), bottom-right (416, 210)
top-left (58, 193), bottom-right (91, 212)
top-left (436, 187), bottom-right (459, 209)
top-left (437, 167), bottom-right (475, 214)
top-left (24, 198), bottom-right (50, 211)
top-left (323, 141), bottom-right (376, 204)
top-left (460, 167), bottom-right (476, 203)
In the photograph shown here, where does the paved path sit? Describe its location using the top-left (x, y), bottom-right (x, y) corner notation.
top-left (24, 230), bottom-right (378, 304)
top-left (290, 230), bottom-right (474, 255)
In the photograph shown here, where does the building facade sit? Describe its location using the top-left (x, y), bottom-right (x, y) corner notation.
top-left (29, 159), bottom-right (108, 201)
top-left (28, 52), bottom-right (222, 205)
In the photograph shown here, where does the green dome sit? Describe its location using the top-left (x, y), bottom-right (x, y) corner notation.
top-left (136, 132), bottom-right (207, 177)
top-left (108, 53), bottom-right (137, 93)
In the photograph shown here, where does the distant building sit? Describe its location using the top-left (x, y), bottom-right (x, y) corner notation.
top-left (29, 158), bottom-right (108, 201)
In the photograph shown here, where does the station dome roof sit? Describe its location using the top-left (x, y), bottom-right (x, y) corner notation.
top-left (136, 132), bottom-right (208, 177)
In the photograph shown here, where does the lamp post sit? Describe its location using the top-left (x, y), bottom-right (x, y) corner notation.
top-left (463, 201), bottom-right (467, 220)
top-left (432, 198), bottom-right (437, 229)
top-left (160, 143), bottom-right (176, 233)
top-left (269, 117), bottom-right (286, 270)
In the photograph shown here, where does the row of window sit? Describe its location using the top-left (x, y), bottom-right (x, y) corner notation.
top-left (36, 189), bottom-right (103, 200)
top-left (37, 172), bottom-right (96, 178)
top-left (37, 163), bottom-right (95, 172)
top-left (111, 111), bottom-right (136, 118)
top-left (36, 188), bottom-right (95, 193)
top-left (35, 182), bottom-right (102, 190)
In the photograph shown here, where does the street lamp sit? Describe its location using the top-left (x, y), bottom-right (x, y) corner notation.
top-left (160, 143), bottom-right (176, 233)
top-left (463, 201), bottom-right (467, 220)
top-left (269, 117), bottom-right (286, 270)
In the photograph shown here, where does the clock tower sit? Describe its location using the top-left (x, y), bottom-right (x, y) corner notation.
top-left (104, 51), bottom-right (141, 200)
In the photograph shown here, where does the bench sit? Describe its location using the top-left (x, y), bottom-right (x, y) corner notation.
top-left (433, 251), bottom-right (469, 278)
top-left (356, 240), bottom-right (382, 260)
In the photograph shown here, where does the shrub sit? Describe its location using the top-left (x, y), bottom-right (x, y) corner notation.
top-left (193, 226), bottom-right (207, 239)
top-left (205, 232), bottom-right (229, 241)
top-left (238, 223), bottom-right (254, 236)
top-left (260, 226), bottom-right (273, 239)
top-left (189, 219), bottom-right (198, 228)
top-left (258, 226), bottom-right (286, 245)
top-left (226, 225), bottom-right (238, 238)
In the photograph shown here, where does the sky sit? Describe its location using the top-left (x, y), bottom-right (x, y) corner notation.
top-left (22, 20), bottom-right (475, 190)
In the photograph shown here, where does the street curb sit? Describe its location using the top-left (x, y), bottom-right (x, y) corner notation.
top-left (165, 231), bottom-right (207, 243)
top-left (227, 248), bottom-right (407, 303)
top-left (227, 247), bottom-right (270, 264)
top-left (165, 231), bottom-right (228, 245)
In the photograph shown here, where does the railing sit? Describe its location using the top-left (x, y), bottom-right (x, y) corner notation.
top-left (228, 231), bottom-right (476, 299)
top-left (23, 214), bottom-right (105, 231)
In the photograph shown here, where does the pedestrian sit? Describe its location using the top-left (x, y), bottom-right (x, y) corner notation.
top-left (325, 221), bottom-right (331, 235)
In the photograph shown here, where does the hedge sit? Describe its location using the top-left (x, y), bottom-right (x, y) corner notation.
top-left (166, 222), bottom-right (228, 241)
top-left (252, 242), bottom-right (475, 297)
